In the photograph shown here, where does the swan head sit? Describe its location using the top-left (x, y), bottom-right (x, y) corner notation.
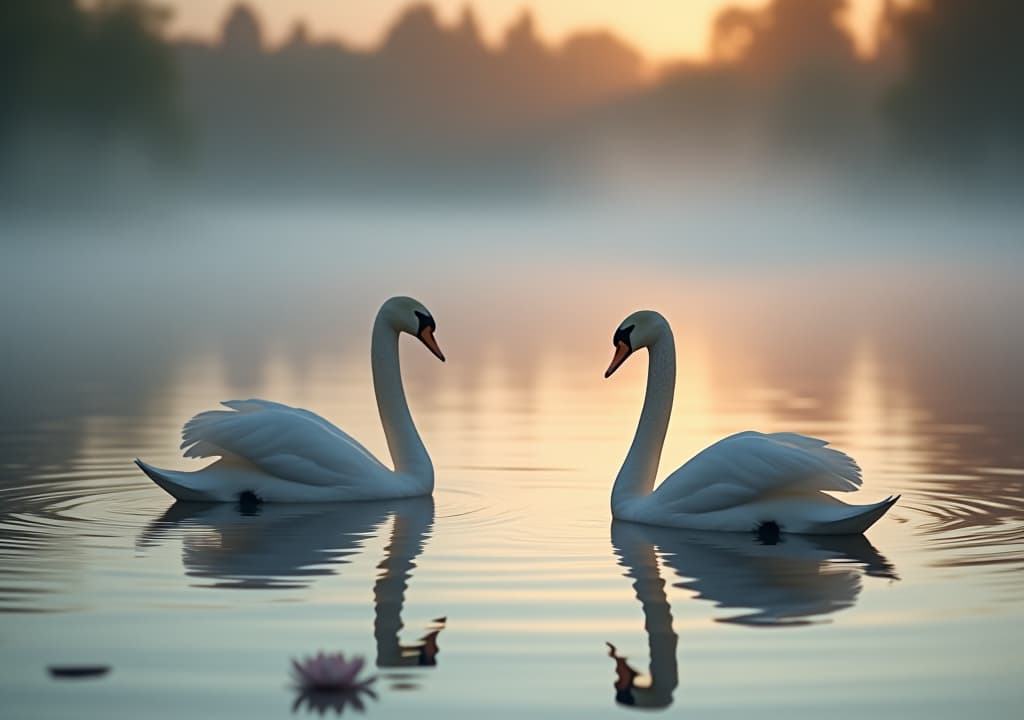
top-left (604, 310), bottom-right (669, 378)
top-left (381, 296), bottom-right (445, 362)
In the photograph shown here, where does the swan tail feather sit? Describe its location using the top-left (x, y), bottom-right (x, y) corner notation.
top-left (805, 495), bottom-right (899, 535)
top-left (135, 458), bottom-right (223, 502)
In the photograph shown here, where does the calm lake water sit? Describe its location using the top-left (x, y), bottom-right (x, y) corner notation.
top-left (2, 199), bottom-right (1023, 718)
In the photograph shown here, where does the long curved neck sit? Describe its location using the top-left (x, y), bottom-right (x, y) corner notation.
top-left (372, 315), bottom-right (433, 483)
top-left (612, 328), bottom-right (676, 511)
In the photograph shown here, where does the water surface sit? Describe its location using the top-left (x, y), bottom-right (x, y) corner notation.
top-left (1, 202), bottom-right (1022, 718)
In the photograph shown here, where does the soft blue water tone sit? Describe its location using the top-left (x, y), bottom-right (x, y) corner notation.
top-left (1, 200), bottom-right (1022, 718)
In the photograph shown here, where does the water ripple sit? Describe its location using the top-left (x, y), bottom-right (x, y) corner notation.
top-left (896, 468), bottom-right (1024, 577)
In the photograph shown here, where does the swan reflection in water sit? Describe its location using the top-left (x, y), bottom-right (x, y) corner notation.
top-left (138, 497), bottom-right (446, 711)
top-left (607, 521), bottom-right (898, 708)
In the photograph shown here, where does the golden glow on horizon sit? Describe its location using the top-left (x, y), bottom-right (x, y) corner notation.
top-left (165, 0), bottom-right (886, 61)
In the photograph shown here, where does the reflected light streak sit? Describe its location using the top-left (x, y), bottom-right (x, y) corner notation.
top-left (840, 340), bottom-right (929, 490)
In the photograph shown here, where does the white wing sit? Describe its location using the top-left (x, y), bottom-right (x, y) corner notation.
top-left (180, 399), bottom-right (388, 486)
top-left (656, 431), bottom-right (862, 514)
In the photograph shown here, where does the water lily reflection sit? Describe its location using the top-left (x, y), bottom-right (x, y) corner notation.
top-left (291, 685), bottom-right (378, 716)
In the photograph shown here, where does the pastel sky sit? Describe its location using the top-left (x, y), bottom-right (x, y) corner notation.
top-left (163, 0), bottom-right (887, 61)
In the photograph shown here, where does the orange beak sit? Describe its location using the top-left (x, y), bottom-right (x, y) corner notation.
top-left (605, 341), bottom-right (631, 378)
top-left (418, 326), bottom-right (446, 362)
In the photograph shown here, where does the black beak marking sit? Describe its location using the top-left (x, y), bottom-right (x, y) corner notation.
top-left (415, 310), bottom-right (435, 336)
top-left (613, 324), bottom-right (635, 351)
top-left (605, 324), bottom-right (635, 378)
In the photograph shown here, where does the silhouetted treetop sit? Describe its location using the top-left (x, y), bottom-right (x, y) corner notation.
top-left (503, 10), bottom-right (546, 58)
top-left (455, 5), bottom-right (483, 46)
top-left (696, 0), bottom-right (866, 153)
top-left (711, 0), bottom-right (857, 73)
top-left (284, 21), bottom-right (310, 49)
top-left (383, 4), bottom-right (440, 48)
top-left (221, 3), bottom-right (263, 53)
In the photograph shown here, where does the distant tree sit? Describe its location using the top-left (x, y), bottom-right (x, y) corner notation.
top-left (221, 3), bottom-right (264, 54)
top-left (885, 0), bottom-right (1024, 165)
top-left (380, 3), bottom-right (440, 56)
top-left (503, 10), bottom-right (546, 61)
top-left (711, 7), bottom-right (759, 64)
top-left (85, 1), bottom-right (183, 147)
top-left (559, 31), bottom-right (644, 97)
top-left (871, 0), bottom-right (903, 77)
top-left (711, 0), bottom-right (857, 74)
top-left (0, 1), bottom-right (80, 137)
top-left (708, 0), bottom-right (865, 151)
top-left (282, 20), bottom-right (310, 51)
top-left (0, 0), bottom-right (183, 162)
top-left (453, 5), bottom-right (484, 51)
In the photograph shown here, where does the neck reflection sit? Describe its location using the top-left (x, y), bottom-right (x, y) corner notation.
top-left (609, 521), bottom-right (679, 709)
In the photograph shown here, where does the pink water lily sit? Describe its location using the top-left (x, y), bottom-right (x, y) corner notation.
top-left (290, 651), bottom-right (377, 691)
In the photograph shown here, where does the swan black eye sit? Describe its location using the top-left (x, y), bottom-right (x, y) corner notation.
top-left (613, 324), bottom-right (634, 351)
top-left (415, 310), bottom-right (435, 334)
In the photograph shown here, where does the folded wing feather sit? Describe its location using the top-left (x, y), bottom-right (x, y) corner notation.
top-left (658, 432), bottom-right (862, 514)
top-left (180, 399), bottom-right (387, 486)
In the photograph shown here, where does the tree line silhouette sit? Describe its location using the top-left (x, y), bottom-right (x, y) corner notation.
top-left (175, 3), bottom-right (645, 189)
top-left (2, 0), bottom-right (1022, 196)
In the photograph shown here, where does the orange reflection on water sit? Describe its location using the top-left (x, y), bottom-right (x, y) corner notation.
top-left (839, 340), bottom-right (930, 491)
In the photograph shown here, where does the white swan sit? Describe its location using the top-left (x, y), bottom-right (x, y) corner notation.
top-left (604, 310), bottom-right (898, 534)
top-left (135, 296), bottom-right (445, 502)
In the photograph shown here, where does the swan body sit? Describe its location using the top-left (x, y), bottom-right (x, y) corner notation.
top-left (136, 296), bottom-right (445, 502)
top-left (604, 310), bottom-right (897, 535)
